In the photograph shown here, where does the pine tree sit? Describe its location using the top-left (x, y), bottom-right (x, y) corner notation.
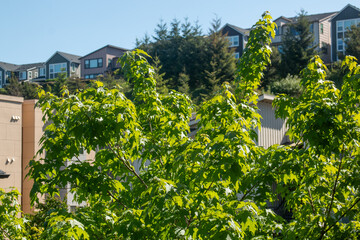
top-left (280, 11), bottom-right (316, 77)
top-left (153, 56), bottom-right (168, 95)
top-left (205, 17), bottom-right (236, 95)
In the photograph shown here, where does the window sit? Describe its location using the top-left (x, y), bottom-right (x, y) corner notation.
top-left (0, 70), bottom-right (2, 86)
top-left (71, 63), bottom-right (76, 72)
top-left (49, 63), bottom-right (67, 79)
top-left (84, 58), bottom-right (103, 69)
top-left (275, 27), bottom-right (280, 36)
top-left (19, 71), bottom-right (26, 80)
top-left (234, 52), bottom-right (240, 59)
top-left (28, 71), bottom-right (32, 79)
top-left (5, 72), bottom-right (11, 83)
top-left (336, 18), bottom-right (360, 59)
top-left (35, 72), bottom-right (38, 78)
top-left (39, 67), bottom-right (45, 77)
top-left (320, 23), bottom-right (324, 34)
top-left (85, 74), bottom-right (101, 79)
top-left (226, 36), bottom-right (239, 47)
top-left (310, 23), bottom-right (314, 33)
top-left (108, 58), bottom-right (112, 66)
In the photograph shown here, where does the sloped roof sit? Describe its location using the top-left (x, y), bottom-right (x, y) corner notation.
top-left (289, 11), bottom-right (338, 22)
top-left (222, 23), bottom-right (250, 36)
top-left (0, 61), bottom-right (19, 71)
top-left (80, 44), bottom-right (130, 59)
top-left (16, 62), bottom-right (45, 71)
top-left (57, 51), bottom-right (82, 63)
top-left (330, 4), bottom-right (360, 21)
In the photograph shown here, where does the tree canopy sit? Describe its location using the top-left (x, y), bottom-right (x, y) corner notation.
top-left (1, 12), bottom-right (360, 240)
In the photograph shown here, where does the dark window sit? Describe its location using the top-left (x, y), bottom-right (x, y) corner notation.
top-left (84, 58), bottom-right (103, 69)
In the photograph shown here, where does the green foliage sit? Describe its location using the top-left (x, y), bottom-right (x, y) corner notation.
top-left (280, 10), bottom-right (316, 77)
top-left (137, 17), bottom-right (236, 104)
top-left (25, 12), bottom-right (281, 239)
top-left (3, 11), bottom-right (357, 239)
top-left (0, 189), bottom-right (26, 240)
top-left (273, 55), bottom-right (360, 238)
top-left (261, 46), bottom-right (281, 90)
top-left (270, 74), bottom-right (303, 97)
top-left (2, 75), bottom-right (40, 99)
top-left (345, 24), bottom-right (360, 60)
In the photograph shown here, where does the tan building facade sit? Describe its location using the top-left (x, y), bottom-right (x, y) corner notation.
top-left (0, 95), bottom-right (44, 214)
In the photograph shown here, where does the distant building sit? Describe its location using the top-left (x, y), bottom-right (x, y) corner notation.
top-left (272, 11), bottom-right (337, 63)
top-left (220, 23), bottom-right (250, 59)
top-left (80, 45), bottom-right (128, 79)
top-left (331, 4), bottom-right (360, 62)
top-left (0, 61), bottom-right (19, 88)
top-left (45, 51), bottom-right (81, 79)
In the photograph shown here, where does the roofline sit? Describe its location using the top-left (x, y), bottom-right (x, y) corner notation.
top-left (45, 51), bottom-right (81, 64)
top-left (330, 4), bottom-right (360, 21)
top-left (258, 94), bottom-right (275, 103)
top-left (79, 44), bottom-right (130, 59)
top-left (221, 23), bottom-right (248, 36)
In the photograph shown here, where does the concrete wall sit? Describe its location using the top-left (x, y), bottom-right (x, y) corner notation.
top-left (22, 99), bottom-right (44, 214)
top-left (0, 95), bottom-right (23, 195)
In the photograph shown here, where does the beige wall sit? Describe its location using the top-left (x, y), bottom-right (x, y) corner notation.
top-left (0, 95), bottom-right (23, 196)
top-left (22, 100), bottom-right (44, 214)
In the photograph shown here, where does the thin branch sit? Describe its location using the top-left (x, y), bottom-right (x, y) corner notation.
top-left (107, 144), bottom-right (148, 189)
top-left (322, 197), bottom-right (360, 237)
top-left (107, 190), bottom-right (128, 209)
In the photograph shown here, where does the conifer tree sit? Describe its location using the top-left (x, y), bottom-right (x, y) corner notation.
top-left (280, 11), bottom-right (316, 77)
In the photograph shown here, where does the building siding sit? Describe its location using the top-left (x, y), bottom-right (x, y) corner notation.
top-left (257, 101), bottom-right (288, 149)
top-left (331, 6), bottom-right (360, 62)
top-left (221, 25), bottom-right (245, 57)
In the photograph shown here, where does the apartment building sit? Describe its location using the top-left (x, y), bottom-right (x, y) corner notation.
top-left (45, 51), bottom-right (81, 79)
top-left (272, 12), bottom-right (337, 63)
top-left (220, 24), bottom-right (250, 59)
top-left (331, 4), bottom-right (360, 61)
top-left (80, 44), bottom-right (128, 79)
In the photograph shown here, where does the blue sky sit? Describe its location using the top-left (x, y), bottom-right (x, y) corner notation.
top-left (0, 0), bottom-right (358, 64)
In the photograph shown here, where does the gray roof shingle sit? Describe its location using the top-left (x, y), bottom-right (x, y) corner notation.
top-left (57, 51), bottom-right (82, 63)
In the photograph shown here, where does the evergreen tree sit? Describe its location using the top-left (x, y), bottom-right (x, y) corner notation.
top-left (177, 71), bottom-right (190, 95)
top-left (345, 24), bottom-right (360, 60)
top-left (4, 75), bottom-right (22, 97)
top-left (205, 17), bottom-right (236, 96)
top-left (280, 11), bottom-right (316, 77)
top-left (261, 47), bottom-right (281, 90)
top-left (152, 56), bottom-right (168, 95)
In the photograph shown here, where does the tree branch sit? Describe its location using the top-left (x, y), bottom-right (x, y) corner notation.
top-left (107, 144), bottom-right (148, 189)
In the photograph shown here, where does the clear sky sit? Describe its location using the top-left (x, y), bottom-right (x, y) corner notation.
top-left (0, 0), bottom-right (358, 64)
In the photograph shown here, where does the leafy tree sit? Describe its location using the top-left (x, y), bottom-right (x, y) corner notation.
top-left (345, 24), bottom-right (360, 60)
top-left (280, 10), bottom-right (316, 77)
top-left (28, 13), bottom-right (280, 239)
top-left (0, 189), bottom-right (26, 240)
top-left (273, 56), bottom-right (360, 238)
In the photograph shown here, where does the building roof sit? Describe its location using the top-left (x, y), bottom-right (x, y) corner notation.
top-left (80, 44), bottom-right (130, 59)
top-left (222, 23), bottom-right (250, 36)
top-left (330, 4), bottom-right (360, 21)
top-left (0, 61), bottom-right (19, 71)
top-left (57, 51), bottom-right (82, 63)
top-left (16, 62), bottom-right (45, 71)
top-left (289, 11), bottom-right (338, 22)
